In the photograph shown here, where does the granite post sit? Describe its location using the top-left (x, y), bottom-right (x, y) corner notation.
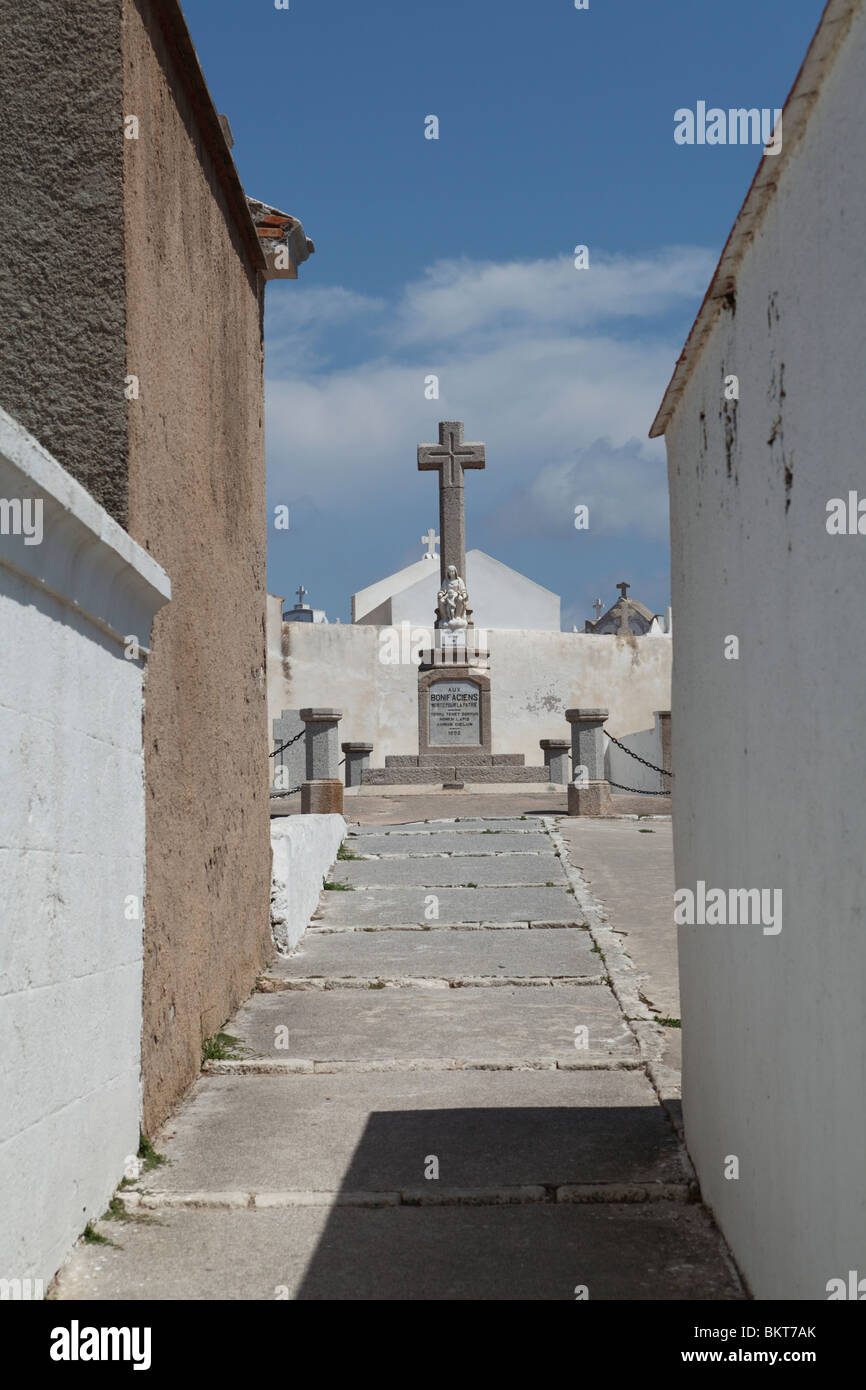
top-left (565, 707), bottom-right (612, 816)
top-left (656, 709), bottom-right (672, 793)
top-left (540, 737), bottom-right (570, 785)
top-left (300, 708), bottom-right (343, 814)
top-left (342, 741), bottom-right (373, 789)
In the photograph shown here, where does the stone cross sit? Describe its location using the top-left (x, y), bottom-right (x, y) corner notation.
top-left (616, 581), bottom-right (630, 600)
top-left (421, 528), bottom-right (440, 559)
top-left (593, 597), bottom-right (604, 620)
top-left (296, 584), bottom-right (308, 606)
top-left (417, 421), bottom-right (485, 585)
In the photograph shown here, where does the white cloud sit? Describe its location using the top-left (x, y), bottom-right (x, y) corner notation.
top-left (388, 247), bottom-right (715, 345)
top-left (264, 247), bottom-right (710, 538)
top-left (489, 437), bottom-right (669, 543)
top-left (266, 284), bottom-right (383, 334)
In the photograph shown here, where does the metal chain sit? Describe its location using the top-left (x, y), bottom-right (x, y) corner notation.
top-left (604, 728), bottom-right (672, 780)
top-left (271, 785), bottom-right (302, 797)
top-left (608, 779), bottom-right (668, 795)
top-left (270, 727), bottom-right (306, 759)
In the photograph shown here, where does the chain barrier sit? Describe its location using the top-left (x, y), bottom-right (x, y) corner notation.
top-left (608, 779), bottom-right (666, 795)
top-left (604, 727), bottom-right (672, 780)
top-left (569, 731), bottom-right (671, 796)
top-left (270, 726), bottom-right (306, 759)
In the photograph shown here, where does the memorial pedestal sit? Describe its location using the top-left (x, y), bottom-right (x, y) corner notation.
top-left (418, 665), bottom-right (491, 757)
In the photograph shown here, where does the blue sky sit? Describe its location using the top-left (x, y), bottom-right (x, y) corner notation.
top-left (182, 0), bottom-right (826, 628)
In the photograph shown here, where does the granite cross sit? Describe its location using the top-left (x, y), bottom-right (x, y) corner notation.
top-left (417, 421), bottom-right (485, 585)
top-left (296, 584), bottom-right (308, 606)
top-left (616, 581), bottom-right (630, 600)
top-left (421, 528), bottom-right (440, 559)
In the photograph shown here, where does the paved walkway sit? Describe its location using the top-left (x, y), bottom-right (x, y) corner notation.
top-left (55, 813), bottom-right (742, 1301)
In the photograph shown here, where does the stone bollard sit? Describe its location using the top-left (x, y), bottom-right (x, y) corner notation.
top-left (300, 708), bottom-right (343, 814)
top-left (342, 741), bottom-right (373, 789)
top-left (655, 710), bottom-right (672, 793)
top-left (565, 708), bottom-right (612, 816)
top-left (300, 780), bottom-right (344, 814)
top-left (540, 738), bottom-right (570, 785)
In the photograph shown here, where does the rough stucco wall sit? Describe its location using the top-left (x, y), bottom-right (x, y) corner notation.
top-left (268, 615), bottom-right (670, 772)
top-left (123, 0), bottom-right (270, 1134)
top-left (665, 2), bottom-right (866, 1299)
top-left (0, 0), bottom-right (128, 525)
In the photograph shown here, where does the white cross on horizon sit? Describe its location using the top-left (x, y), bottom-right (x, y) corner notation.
top-left (593, 597), bottom-right (604, 620)
top-left (421, 528), bottom-right (440, 558)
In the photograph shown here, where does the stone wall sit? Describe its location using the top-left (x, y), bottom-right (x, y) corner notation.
top-left (267, 596), bottom-right (671, 780)
top-left (661, 0), bottom-right (866, 1298)
top-left (270, 815), bottom-right (347, 953)
top-left (0, 409), bottom-right (169, 1286)
top-left (124, 0), bottom-right (271, 1135)
top-left (0, 0), bottom-right (128, 525)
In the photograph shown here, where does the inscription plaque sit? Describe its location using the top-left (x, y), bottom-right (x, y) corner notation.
top-left (428, 679), bottom-right (480, 746)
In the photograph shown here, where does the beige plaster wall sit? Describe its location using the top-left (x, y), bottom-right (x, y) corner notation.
top-left (124, 0), bottom-right (271, 1135)
top-left (267, 604), bottom-right (671, 777)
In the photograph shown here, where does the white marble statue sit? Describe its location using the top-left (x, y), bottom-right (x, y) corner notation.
top-left (436, 564), bottom-right (471, 626)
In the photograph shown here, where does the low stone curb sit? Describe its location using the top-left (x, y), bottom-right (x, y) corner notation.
top-left (307, 919), bottom-right (587, 933)
top-left (122, 1182), bottom-right (694, 1212)
top-left (202, 1056), bottom-right (647, 1076)
top-left (258, 974), bottom-right (607, 991)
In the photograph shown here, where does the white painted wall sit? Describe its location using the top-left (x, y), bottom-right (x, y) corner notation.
top-left (352, 555), bottom-right (439, 622)
top-left (0, 409), bottom-right (170, 1288)
top-left (662, 1), bottom-right (866, 1299)
top-left (267, 597), bottom-right (671, 775)
top-left (270, 814), bottom-right (347, 952)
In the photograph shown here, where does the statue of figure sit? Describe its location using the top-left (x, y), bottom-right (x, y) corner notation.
top-left (436, 564), bottom-right (471, 625)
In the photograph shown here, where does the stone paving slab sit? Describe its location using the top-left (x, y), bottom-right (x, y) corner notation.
top-left (555, 817), bottom-right (682, 1090)
top-left (140, 1071), bottom-right (685, 1193)
top-left (332, 854), bottom-right (568, 888)
top-left (54, 1203), bottom-right (742, 1300)
top-left (230, 986), bottom-right (635, 1065)
top-left (347, 819), bottom-right (540, 835)
top-left (347, 832), bottom-right (551, 856)
top-left (270, 927), bottom-right (597, 981)
top-left (316, 885), bottom-right (580, 927)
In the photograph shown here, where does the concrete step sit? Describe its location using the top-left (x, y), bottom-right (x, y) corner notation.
top-left (54, 1202), bottom-right (743, 1301)
top-left (227, 983), bottom-right (636, 1067)
top-left (385, 754), bottom-right (525, 767)
top-left (132, 1071), bottom-right (687, 1195)
top-left (363, 766), bottom-right (550, 785)
top-left (267, 925), bottom-right (592, 980)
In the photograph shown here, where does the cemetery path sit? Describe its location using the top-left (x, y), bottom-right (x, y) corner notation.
top-left (53, 814), bottom-right (743, 1301)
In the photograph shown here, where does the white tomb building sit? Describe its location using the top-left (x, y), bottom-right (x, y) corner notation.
top-left (351, 539), bottom-right (560, 632)
top-left (283, 584), bottom-right (329, 625)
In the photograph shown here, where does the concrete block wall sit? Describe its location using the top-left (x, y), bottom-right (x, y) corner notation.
top-left (0, 409), bottom-right (169, 1286)
top-left (270, 816), bottom-right (348, 953)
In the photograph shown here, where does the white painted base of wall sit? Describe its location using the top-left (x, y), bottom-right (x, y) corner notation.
top-left (0, 407), bottom-right (170, 1287)
top-left (270, 814), bottom-right (347, 952)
